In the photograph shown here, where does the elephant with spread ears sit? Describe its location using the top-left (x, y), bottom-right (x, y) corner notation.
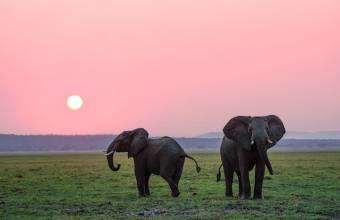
top-left (105, 128), bottom-right (201, 197)
top-left (217, 115), bottom-right (285, 199)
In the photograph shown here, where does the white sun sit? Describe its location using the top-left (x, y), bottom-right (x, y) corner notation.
top-left (66, 95), bottom-right (83, 110)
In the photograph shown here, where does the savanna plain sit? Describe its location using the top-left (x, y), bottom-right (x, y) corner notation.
top-left (0, 152), bottom-right (339, 219)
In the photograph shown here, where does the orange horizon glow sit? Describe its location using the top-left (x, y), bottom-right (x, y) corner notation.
top-left (1, 1), bottom-right (339, 136)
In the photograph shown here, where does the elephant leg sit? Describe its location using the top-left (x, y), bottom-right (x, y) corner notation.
top-left (223, 162), bottom-right (234, 197)
top-left (253, 161), bottom-right (265, 199)
top-left (162, 176), bottom-right (180, 197)
top-left (172, 157), bottom-right (185, 186)
top-left (236, 171), bottom-right (243, 198)
top-left (134, 167), bottom-right (146, 197)
top-left (144, 172), bottom-right (151, 196)
top-left (239, 152), bottom-right (251, 199)
top-left (240, 170), bottom-right (251, 199)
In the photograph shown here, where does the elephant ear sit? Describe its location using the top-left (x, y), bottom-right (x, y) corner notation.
top-left (128, 128), bottom-right (149, 158)
top-left (265, 115), bottom-right (286, 148)
top-left (223, 116), bottom-right (252, 151)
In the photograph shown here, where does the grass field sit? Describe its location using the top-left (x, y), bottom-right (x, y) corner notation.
top-left (0, 152), bottom-right (339, 219)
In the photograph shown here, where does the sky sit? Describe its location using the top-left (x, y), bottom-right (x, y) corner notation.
top-left (1, 0), bottom-right (339, 136)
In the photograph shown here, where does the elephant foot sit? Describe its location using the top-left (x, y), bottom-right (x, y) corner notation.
top-left (145, 191), bottom-right (150, 196)
top-left (138, 192), bottom-right (147, 197)
top-left (225, 192), bottom-right (233, 197)
top-left (240, 194), bottom-right (251, 200)
top-left (253, 195), bottom-right (262, 200)
top-left (171, 190), bottom-right (180, 197)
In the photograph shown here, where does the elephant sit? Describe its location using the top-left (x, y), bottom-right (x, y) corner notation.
top-left (105, 128), bottom-right (201, 197)
top-left (216, 115), bottom-right (285, 199)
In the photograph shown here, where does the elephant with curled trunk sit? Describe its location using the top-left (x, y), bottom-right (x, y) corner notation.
top-left (216, 115), bottom-right (285, 199)
top-left (105, 128), bottom-right (201, 197)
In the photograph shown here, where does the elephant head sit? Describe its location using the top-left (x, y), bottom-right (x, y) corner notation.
top-left (105, 128), bottom-right (149, 172)
top-left (223, 115), bottom-right (285, 175)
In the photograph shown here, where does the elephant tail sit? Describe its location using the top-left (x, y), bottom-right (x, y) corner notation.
top-left (216, 163), bottom-right (223, 182)
top-left (185, 154), bottom-right (201, 173)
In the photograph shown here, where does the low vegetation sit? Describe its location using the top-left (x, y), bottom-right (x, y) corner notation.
top-left (0, 152), bottom-right (339, 219)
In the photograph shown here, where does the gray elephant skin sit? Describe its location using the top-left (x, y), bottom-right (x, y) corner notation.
top-left (217, 115), bottom-right (285, 199)
top-left (105, 128), bottom-right (201, 197)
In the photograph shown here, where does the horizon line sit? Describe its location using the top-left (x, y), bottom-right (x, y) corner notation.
top-left (2, 130), bottom-right (340, 137)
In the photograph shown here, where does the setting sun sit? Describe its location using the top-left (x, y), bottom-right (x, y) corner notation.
top-left (66, 95), bottom-right (83, 110)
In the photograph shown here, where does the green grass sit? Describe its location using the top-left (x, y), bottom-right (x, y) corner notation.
top-left (0, 152), bottom-right (339, 219)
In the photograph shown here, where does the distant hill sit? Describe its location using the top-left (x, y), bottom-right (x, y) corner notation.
top-left (196, 132), bottom-right (223, 138)
top-left (0, 134), bottom-right (115, 152)
top-left (195, 131), bottom-right (224, 138)
top-left (284, 131), bottom-right (340, 139)
top-left (0, 134), bottom-right (340, 152)
top-left (197, 131), bottom-right (340, 139)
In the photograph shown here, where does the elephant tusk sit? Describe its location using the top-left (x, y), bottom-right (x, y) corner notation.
top-left (250, 140), bottom-right (255, 145)
top-left (267, 138), bottom-right (274, 144)
top-left (104, 150), bottom-right (114, 156)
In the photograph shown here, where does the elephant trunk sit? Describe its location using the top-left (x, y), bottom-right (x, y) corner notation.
top-left (255, 140), bottom-right (274, 175)
top-left (106, 143), bottom-right (121, 172)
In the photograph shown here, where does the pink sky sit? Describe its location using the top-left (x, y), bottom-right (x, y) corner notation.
top-left (1, 1), bottom-right (339, 136)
